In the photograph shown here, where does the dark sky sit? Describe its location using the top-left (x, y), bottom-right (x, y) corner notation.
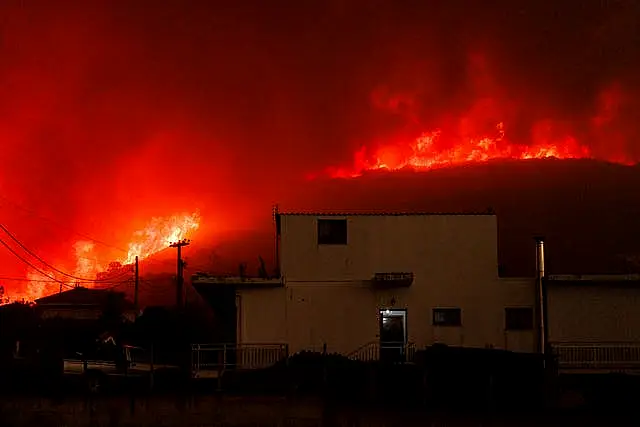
top-left (0, 0), bottom-right (639, 286)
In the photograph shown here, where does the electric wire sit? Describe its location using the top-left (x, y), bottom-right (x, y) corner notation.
top-left (0, 276), bottom-right (126, 284)
top-left (0, 195), bottom-right (182, 270)
top-left (91, 280), bottom-right (134, 290)
top-left (0, 194), bottom-right (194, 271)
top-left (0, 223), bottom-right (132, 283)
top-left (0, 237), bottom-right (74, 289)
top-left (0, 193), bottom-right (128, 254)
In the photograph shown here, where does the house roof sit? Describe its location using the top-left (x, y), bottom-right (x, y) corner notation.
top-left (275, 208), bottom-right (495, 217)
top-left (548, 274), bottom-right (640, 281)
top-left (34, 287), bottom-right (129, 306)
top-left (546, 274), bottom-right (640, 287)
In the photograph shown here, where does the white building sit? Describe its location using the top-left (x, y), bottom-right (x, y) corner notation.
top-left (192, 210), bottom-right (640, 371)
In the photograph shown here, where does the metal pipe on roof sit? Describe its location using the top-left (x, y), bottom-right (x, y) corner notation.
top-left (535, 237), bottom-right (548, 357)
top-left (536, 238), bottom-right (545, 279)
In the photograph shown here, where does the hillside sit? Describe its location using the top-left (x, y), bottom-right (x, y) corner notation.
top-left (134, 159), bottom-right (640, 305)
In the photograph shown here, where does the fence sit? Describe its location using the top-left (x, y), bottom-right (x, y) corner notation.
top-left (551, 342), bottom-right (640, 372)
top-left (191, 343), bottom-right (288, 378)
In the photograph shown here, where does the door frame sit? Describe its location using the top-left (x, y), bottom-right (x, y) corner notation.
top-left (378, 308), bottom-right (408, 352)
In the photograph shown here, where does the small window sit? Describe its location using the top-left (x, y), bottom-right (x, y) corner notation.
top-left (432, 308), bottom-right (462, 327)
top-left (317, 218), bottom-right (347, 245)
top-left (505, 307), bottom-right (534, 331)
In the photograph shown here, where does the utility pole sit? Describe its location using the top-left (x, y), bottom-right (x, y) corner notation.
top-left (134, 256), bottom-right (139, 310)
top-left (169, 239), bottom-right (190, 309)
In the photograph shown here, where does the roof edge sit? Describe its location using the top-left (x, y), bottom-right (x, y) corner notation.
top-left (547, 274), bottom-right (640, 282)
top-left (276, 209), bottom-right (496, 217)
top-left (34, 287), bottom-right (127, 304)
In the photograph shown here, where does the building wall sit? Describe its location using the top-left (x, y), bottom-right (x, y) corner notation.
top-left (220, 216), bottom-right (640, 357)
top-left (285, 284), bottom-right (378, 354)
top-left (237, 287), bottom-right (287, 345)
top-left (499, 277), bottom-right (536, 352)
top-left (39, 308), bottom-right (102, 320)
top-left (238, 277), bottom-right (539, 355)
top-left (547, 285), bottom-right (640, 342)
top-left (237, 214), bottom-right (538, 355)
top-left (279, 214), bottom-right (499, 283)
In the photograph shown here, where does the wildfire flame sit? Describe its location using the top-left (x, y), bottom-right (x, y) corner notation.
top-left (74, 240), bottom-right (101, 280)
top-left (327, 121), bottom-right (616, 178)
top-left (23, 271), bottom-right (57, 302)
top-left (324, 75), bottom-right (638, 179)
top-left (1, 211), bottom-right (201, 304)
top-left (123, 211), bottom-right (200, 265)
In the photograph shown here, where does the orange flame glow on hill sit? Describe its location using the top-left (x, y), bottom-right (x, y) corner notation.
top-left (122, 212), bottom-right (200, 265)
top-left (327, 121), bottom-right (626, 179)
top-left (2, 211), bottom-right (200, 303)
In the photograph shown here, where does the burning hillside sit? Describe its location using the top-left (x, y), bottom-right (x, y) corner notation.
top-left (325, 120), bottom-right (635, 178)
top-left (326, 123), bottom-right (594, 178)
top-left (320, 59), bottom-right (639, 178)
top-left (1, 211), bottom-right (200, 303)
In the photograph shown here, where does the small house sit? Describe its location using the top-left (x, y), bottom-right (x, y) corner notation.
top-left (34, 287), bottom-right (137, 322)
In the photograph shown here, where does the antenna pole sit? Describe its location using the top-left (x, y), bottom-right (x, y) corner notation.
top-left (169, 239), bottom-right (190, 309)
top-left (134, 256), bottom-right (139, 309)
top-left (273, 204), bottom-right (280, 278)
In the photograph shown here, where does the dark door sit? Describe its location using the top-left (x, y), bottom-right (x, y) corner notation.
top-left (379, 309), bottom-right (407, 363)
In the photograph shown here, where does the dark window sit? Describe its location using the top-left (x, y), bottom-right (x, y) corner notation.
top-left (505, 307), bottom-right (534, 331)
top-left (432, 308), bottom-right (462, 326)
top-left (317, 219), bottom-right (347, 245)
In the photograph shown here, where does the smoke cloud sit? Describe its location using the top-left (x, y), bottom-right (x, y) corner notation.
top-left (1, 1), bottom-right (639, 287)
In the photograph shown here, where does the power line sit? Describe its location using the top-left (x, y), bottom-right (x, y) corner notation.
top-left (0, 193), bottom-right (127, 253)
top-left (0, 224), bottom-right (132, 283)
top-left (0, 237), bottom-right (73, 289)
top-left (91, 280), bottom-right (134, 290)
top-left (0, 195), bottom-right (199, 270)
top-left (0, 276), bottom-right (127, 284)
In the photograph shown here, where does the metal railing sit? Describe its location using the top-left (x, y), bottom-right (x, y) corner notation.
top-left (191, 343), bottom-right (288, 377)
top-left (551, 342), bottom-right (640, 372)
top-left (347, 341), bottom-right (416, 363)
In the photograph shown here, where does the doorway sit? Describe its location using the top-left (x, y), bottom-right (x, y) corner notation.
top-left (379, 309), bottom-right (407, 363)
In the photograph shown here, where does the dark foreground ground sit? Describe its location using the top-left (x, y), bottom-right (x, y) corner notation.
top-left (2, 348), bottom-right (640, 426)
top-left (1, 394), bottom-right (639, 427)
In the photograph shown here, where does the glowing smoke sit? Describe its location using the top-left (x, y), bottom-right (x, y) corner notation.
top-left (1, 1), bottom-right (639, 295)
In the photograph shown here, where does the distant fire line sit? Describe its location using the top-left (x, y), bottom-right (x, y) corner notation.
top-left (323, 122), bottom-right (633, 178)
